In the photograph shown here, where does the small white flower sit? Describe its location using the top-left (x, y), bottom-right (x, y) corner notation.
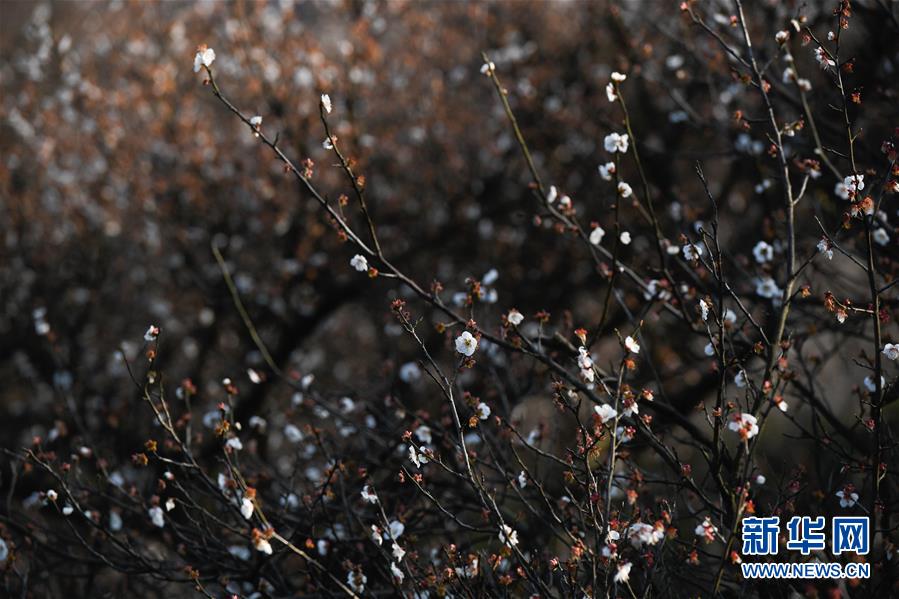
top-left (882, 343), bottom-right (899, 361)
top-left (346, 570), bottom-right (368, 595)
top-left (682, 243), bottom-right (703, 261)
top-left (360, 484), bottom-right (379, 504)
top-left (507, 309), bottom-right (524, 326)
top-left (836, 489), bottom-right (859, 508)
top-left (109, 510), bottom-right (123, 532)
top-left (752, 241), bottom-right (774, 263)
top-left (149, 506), bottom-right (165, 528)
top-left (699, 299), bottom-right (710, 321)
top-left (321, 93), bottom-right (332, 114)
top-left (617, 182), bottom-right (632, 198)
top-left (62, 504), bottom-right (74, 516)
top-left (606, 82), bottom-right (618, 102)
top-left (517, 471), bottom-right (527, 489)
top-left (775, 30), bottom-right (789, 43)
top-left (241, 497), bottom-right (254, 519)
top-left (628, 522), bottom-right (664, 547)
top-left (249, 115), bottom-right (262, 127)
top-left (165, 498), bottom-right (176, 512)
top-left (409, 445), bottom-right (429, 468)
top-left (480, 60), bottom-right (495, 75)
top-left (864, 375), bottom-right (885, 393)
top-left (559, 194), bottom-right (572, 210)
top-left (619, 231), bottom-right (632, 245)
top-left (704, 343), bottom-right (715, 357)
top-left (817, 238), bottom-right (834, 260)
top-left (46, 489), bottom-right (58, 502)
top-left (755, 277), bottom-right (781, 299)
top-left (323, 137), bottom-right (333, 150)
top-left (797, 78), bottom-right (812, 92)
top-left (193, 45), bottom-right (216, 73)
top-left (547, 185), bottom-right (558, 204)
top-left (814, 47), bottom-right (835, 69)
top-left (598, 161), bottom-right (616, 181)
top-left (455, 331), bottom-right (478, 357)
top-left (144, 325), bottom-right (160, 341)
top-left (611, 71), bottom-right (627, 82)
top-left (390, 561), bottom-right (405, 582)
top-left (694, 516), bottom-right (718, 542)
top-left (284, 424), bottom-right (304, 443)
top-left (873, 228), bottom-right (889, 246)
top-left (226, 437), bottom-right (243, 451)
top-left (594, 403), bottom-right (618, 424)
top-left (728, 412), bottom-right (759, 440)
top-left (414, 425), bottom-right (432, 444)
top-left (589, 226), bottom-right (606, 246)
top-left (254, 537), bottom-right (273, 555)
top-left (755, 474), bottom-right (766, 485)
top-left (842, 174), bottom-right (865, 196)
top-left (604, 132), bottom-right (629, 154)
top-left (350, 254), bottom-right (368, 272)
top-left (498, 524), bottom-right (519, 548)
top-left (624, 335), bottom-right (640, 354)
top-left (387, 520), bottom-right (405, 540)
top-left (735, 370), bottom-right (747, 388)
top-left (614, 561), bottom-right (632, 584)
top-left (399, 362), bottom-right (421, 383)
top-left (476, 402), bottom-right (491, 420)
top-left (391, 543), bottom-right (406, 561)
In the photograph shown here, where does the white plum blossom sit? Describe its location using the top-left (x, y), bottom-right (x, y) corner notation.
top-left (699, 298), bottom-right (710, 321)
top-left (775, 30), bottom-right (789, 43)
top-left (624, 335), bottom-right (640, 354)
top-left (628, 522), bottom-right (664, 548)
top-left (606, 82), bottom-right (618, 102)
top-left (284, 424), bottom-right (303, 443)
top-left (479, 60), bottom-right (495, 75)
top-left (594, 403), bottom-right (618, 424)
top-left (144, 325), bottom-right (160, 341)
top-left (643, 279), bottom-right (671, 301)
top-left (350, 254), bottom-right (368, 272)
top-left (682, 243), bottom-right (703, 261)
top-left (408, 445), bottom-right (429, 468)
top-left (755, 277), bottom-right (781, 299)
top-left (694, 517), bottom-right (718, 543)
top-left (475, 402), bottom-right (491, 420)
top-left (882, 343), bottom-right (899, 361)
top-left (148, 506), bottom-right (165, 528)
top-left (455, 331), bottom-right (478, 356)
top-left (507, 309), bottom-right (524, 326)
top-left (752, 241), bottom-right (774, 263)
top-left (755, 474), bottom-right (766, 485)
top-left (399, 362), bottom-right (422, 383)
top-left (619, 231), bottom-right (632, 245)
top-left (614, 561), bottom-right (632, 584)
top-left (414, 425), bottom-right (432, 444)
top-left (817, 238), bottom-right (834, 260)
top-left (864, 375), bottom-right (885, 393)
top-left (735, 370), bottom-right (747, 388)
top-left (604, 132), bottom-right (629, 153)
top-left (704, 343), bottom-right (715, 357)
top-left (836, 174), bottom-right (864, 199)
top-left (390, 561), bottom-right (404, 582)
top-left (241, 497), bottom-right (254, 520)
top-left (193, 45), bottom-right (216, 72)
top-left (254, 536), bottom-right (273, 555)
top-left (498, 524), bottom-right (519, 548)
top-left (728, 412), bottom-right (759, 440)
top-left (546, 185), bottom-right (558, 204)
top-left (598, 162), bottom-right (616, 181)
top-left (617, 182), bottom-right (632, 198)
top-left (391, 543), bottom-right (405, 562)
top-left (589, 226), bottom-right (606, 246)
top-left (165, 498), bottom-right (176, 512)
top-left (347, 571), bottom-right (366, 594)
top-left (249, 115), bottom-right (262, 127)
top-left (836, 488), bottom-right (859, 508)
top-left (814, 47), bottom-right (835, 69)
top-left (321, 93), bottom-right (332, 114)
top-left (873, 228), bottom-right (889, 246)
top-left (360, 484), bottom-right (379, 504)
top-left (387, 520), bottom-right (405, 540)
top-left (611, 71), bottom-right (627, 82)
top-left (109, 510), bottom-right (123, 532)
top-left (578, 346), bottom-right (595, 383)
top-left (517, 471), bottom-right (527, 488)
